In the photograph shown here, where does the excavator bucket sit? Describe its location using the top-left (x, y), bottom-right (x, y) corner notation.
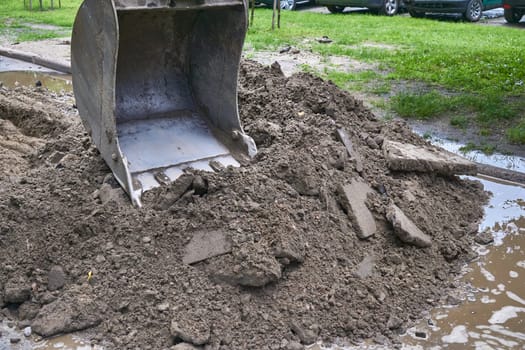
top-left (71, 0), bottom-right (256, 207)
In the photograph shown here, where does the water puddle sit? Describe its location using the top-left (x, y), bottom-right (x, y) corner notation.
top-left (33, 334), bottom-right (103, 350)
top-left (401, 178), bottom-right (525, 349)
top-left (0, 71), bottom-right (72, 93)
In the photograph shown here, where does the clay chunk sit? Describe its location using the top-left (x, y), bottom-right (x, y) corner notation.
top-left (183, 230), bottom-right (232, 265)
top-left (383, 140), bottom-right (476, 175)
top-left (338, 180), bottom-right (377, 239)
top-left (386, 204), bottom-right (432, 248)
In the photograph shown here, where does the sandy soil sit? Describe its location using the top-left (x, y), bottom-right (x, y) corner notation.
top-left (0, 61), bottom-right (489, 349)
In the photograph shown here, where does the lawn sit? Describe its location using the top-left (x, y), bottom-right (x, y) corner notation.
top-left (1, 3), bottom-right (524, 144)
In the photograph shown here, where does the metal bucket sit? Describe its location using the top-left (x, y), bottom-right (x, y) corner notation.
top-left (71, 0), bottom-right (256, 206)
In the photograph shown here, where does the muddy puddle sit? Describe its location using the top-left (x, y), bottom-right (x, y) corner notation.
top-left (0, 55), bottom-right (72, 93)
top-left (0, 71), bottom-right (72, 93)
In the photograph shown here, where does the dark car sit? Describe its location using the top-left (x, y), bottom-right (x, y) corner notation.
top-left (404, 0), bottom-right (502, 21)
top-left (257, 0), bottom-right (314, 10)
top-left (503, 0), bottom-right (525, 22)
top-left (316, 0), bottom-right (401, 15)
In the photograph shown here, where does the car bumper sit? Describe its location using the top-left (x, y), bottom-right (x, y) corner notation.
top-left (404, 0), bottom-right (468, 12)
top-left (503, 0), bottom-right (525, 9)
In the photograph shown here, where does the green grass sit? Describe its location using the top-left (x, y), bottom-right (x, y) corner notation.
top-left (459, 141), bottom-right (497, 155)
top-left (507, 124), bottom-right (525, 144)
top-left (0, 0), bottom-right (80, 42)
top-left (450, 115), bottom-right (469, 129)
top-left (390, 91), bottom-right (461, 119)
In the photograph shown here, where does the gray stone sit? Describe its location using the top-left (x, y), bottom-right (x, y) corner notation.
top-left (290, 321), bottom-right (317, 345)
top-left (171, 343), bottom-right (202, 350)
top-left (157, 303), bottom-right (170, 312)
top-left (32, 296), bottom-right (102, 337)
top-left (192, 176), bottom-right (207, 196)
top-left (353, 255), bottom-right (376, 279)
top-left (386, 204), bottom-right (432, 248)
top-left (474, 231), bottom-right (494, 245)
top-left (98, 183), bottom-right (126, 205)
top-left (336, 128), bottom-right (363, 173)
top-left (4, 279), bottom-right (30, 304)
top-left (383, 140), bottom-right (477, 175)
top-left (95, 255), bottom-right (106, 263)
top-left (23, 327), bottom-right (31, 337)
top-left (387, 315), bottom-right (403, 330)
top-left (170, 318), bottom-right (210, 346)
top-left (337, 180), bottom-right (377, 239)
top-left (183, 230), bottom-right (233, 265)
top-left (47, 266), bottom-right (66, 291)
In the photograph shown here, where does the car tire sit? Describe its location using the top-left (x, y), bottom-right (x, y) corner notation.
top-left (504, 8), bottom-right (524, 23)
top-left (327, 5), bottom-right (345, 13)
top-left (280, 0), bottom-right (296, 10)
top-left (378, 0), bottom-right (399, 16)
top-left (463, 0), bottom-right (482, 22)
top-left (408, 9), bottom-right (425, 17)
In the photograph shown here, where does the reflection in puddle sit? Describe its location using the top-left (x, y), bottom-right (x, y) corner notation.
top-left (0, 71), bottom-right (72, 93)
top-left (33, 334), bottom-right (103, 350)
top-left (403, 179), bottom-right (525, 349)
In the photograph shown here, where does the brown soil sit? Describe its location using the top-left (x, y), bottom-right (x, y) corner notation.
top-left (0, 61), bottom-right (488, 350)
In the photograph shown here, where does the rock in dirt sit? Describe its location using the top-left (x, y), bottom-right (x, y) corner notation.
top-left (32, 295), bottom-right (102, 337)
top-left (209, 245), bottom-right (282, 287)
top-left (3, 279), bottom-right (30, 304)
top-left (353, 255), bottom-right (376, 279)
top-left (47, 265), bottom-right (66, 291)
top-left (183, 230), bottom-right (233, 265)
top-left (386, 204), bottom-right (432, 248)
top-left (18, 301), bottom-right (40, 320)
top-left (336, 128), bottom-right (364, 173)
top-left (170, 314), bottom-right (210, 346)
top-left (98, 183), bottom-right (127, 206)
top-left (386, 315), bottom-right (403, 330)
top-left (383, 140), bottom-right (477, 175)
top-left (337, 180), bottom-right (377, 239)
top-left (290, 321), bottom-right (317, 345)
top-left (474, 230), bottom-right (494, 245)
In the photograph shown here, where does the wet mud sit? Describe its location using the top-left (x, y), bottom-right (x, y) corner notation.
top-left (0, 61), bottom-right (489, 349)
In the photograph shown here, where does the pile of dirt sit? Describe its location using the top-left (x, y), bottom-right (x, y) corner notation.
top-left (0, 61), bottom-right (487, 350)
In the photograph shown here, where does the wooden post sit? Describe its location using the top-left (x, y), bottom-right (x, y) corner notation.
top-left (250, 0), bottom-right (255, 27)
top-left (272, 0), bottom-right (276, 29)
top-left (38, 0), bottom-right (43, 10)
top-left (277, 0), bottom-right (281, 28)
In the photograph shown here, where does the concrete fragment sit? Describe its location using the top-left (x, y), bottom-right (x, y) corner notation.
top-left (183, 230), bottom-right (233, 265)
top-left (386, 204), bottom-right (432, 248)
top-left (32, 296), bottom-right (102, 337)
top-left (337, 180), bottom-right (377, 239)
top-left (383, 140), bottom-right (477, 175)
top-left (336, 128), bottom-right (364, 173)
top-left (353, 255), bottom-right (376, 279)
top-left (156, 174), bottom-right (194, 210)
top-left (47, 265), bottom-right (66, 291)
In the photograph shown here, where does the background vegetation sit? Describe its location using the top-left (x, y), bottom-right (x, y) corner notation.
top-left (1, 2), bottom-right (524, 144)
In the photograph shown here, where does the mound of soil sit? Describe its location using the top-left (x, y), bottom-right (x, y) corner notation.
top-left (0, 61), bottom-right (487, 350)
